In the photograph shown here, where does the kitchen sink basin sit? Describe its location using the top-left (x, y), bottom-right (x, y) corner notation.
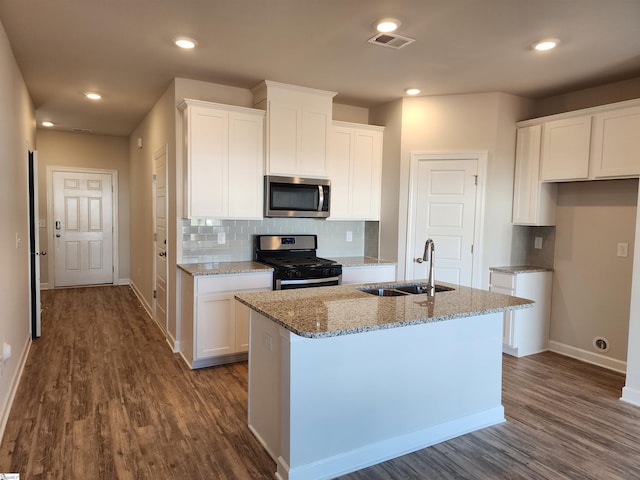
top-left (359, 284), bottom-right (455, 297)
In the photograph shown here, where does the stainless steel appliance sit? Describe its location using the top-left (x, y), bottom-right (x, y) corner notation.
top-left (255, 234), bottom-right (342, 290)
top-left (264, 175), bottom-right (330, 218)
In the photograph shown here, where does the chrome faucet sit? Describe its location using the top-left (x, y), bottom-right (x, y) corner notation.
top-left (422, 239), bottom-right (435, 294)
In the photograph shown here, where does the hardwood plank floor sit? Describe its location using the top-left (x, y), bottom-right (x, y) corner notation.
top-left (1, 285), bottom-right (639, 479)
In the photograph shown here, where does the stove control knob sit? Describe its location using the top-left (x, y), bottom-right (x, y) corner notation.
top-left (295, 270), bottom-right (302, 278)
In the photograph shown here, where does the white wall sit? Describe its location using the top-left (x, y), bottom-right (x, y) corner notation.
top-left (36, 130), bottom-right (130, 286)
top-left (0, 19), bottom-right (35, 436)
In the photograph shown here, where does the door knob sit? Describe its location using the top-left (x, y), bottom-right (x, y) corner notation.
top-left (415, 257), bottom-right (424, 263)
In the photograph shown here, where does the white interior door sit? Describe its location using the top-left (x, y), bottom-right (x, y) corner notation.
top-left (406, 156), bottom-right (480, 286)
top-left (153, 146), bottom-right (168, 336)
top-left (52, 170), bottom-right (114, 287)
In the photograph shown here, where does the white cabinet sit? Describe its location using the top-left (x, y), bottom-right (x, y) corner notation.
top-left (180, 269), bottom-right (272, 369)
top-left (179, 99), bottom-right (264, 219)
top-left (252, 81), bottom-right (336, 177)
top-left (341, 264), bottom-right (396, 284)
top-left (540, 115), bottom-right (592, 182)
top-left (590, 105), bottom-right (640, 178)
top-left (512, 125), bottom-right (557, 225)
top-left (328, 121), bottom-right (384, 220)
top-left (489, 269), bottom-right (552, 357)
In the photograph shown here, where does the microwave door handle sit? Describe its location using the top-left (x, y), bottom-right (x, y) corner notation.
top-left (318, 185), bottom-right (324, 212)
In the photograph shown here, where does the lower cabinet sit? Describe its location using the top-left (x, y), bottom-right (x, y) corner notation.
top-left (180, 269), bottom-right (272, 369)
top-left (489, 269), bottom-right (552, 357)
top-left (341, 264), bottom-right (396, 284)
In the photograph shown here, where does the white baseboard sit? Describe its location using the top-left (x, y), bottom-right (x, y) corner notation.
top-left (40, 282), bottom-right (49, 290)
top-left (118, 278), bottom-right (131, 286)
top-left (276, 407), bottom-right (505, 480)
top-left (548, 340), bottom-right (627, 373)
top-left (129, 282), bottom-right (152, 319)
top-left (0, 335), bottom-right (31, 442)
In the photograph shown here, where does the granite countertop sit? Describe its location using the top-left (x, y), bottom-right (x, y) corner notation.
top-left (178, 261), bottom-right (273, 276)
top-left (235, 281), bottom-right (533, 339)
top-left (490, 265), bottom-right (553, 274)
top-left (329, 256), bottom-right (396, 267)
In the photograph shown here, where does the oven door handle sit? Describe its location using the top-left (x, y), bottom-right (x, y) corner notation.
top-left (279, 276), bottom-right (341, 287)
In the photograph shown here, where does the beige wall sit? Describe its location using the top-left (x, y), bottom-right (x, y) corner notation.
top-left (550, 179), bottom-right (637, 365)
top-left (374, 92), bottom-right (533, 285)
top-left (36, 130), bottom-right (130, 285)
top-left (0, 19), bottom-right (35, 433)
top-left (333, 103), bottom-right (369, 124)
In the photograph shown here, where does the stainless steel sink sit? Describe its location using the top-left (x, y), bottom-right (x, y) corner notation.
top-left (359, 284), bottom-right (455, 296)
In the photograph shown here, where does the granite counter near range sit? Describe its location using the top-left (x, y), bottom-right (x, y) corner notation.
top-left (178, 261), bottom-right (272, 276)
top-left (238, 282), bottom-right (533, 480)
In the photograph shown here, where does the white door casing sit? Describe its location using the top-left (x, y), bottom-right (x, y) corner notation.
top-left (47, 167), bottom-right (118, 288)
top-left (405, 152), bottom-right (487, 288)
top-left (153, 145), bottom-right (169, 343)
top-left (28, 149), bottom-right (41, 337)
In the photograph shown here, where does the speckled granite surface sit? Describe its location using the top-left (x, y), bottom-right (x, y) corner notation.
top-left (329, 256), bottom-right (396, 267)
top-left (490, 265), bottom-right (553, 274)
top-left (235, 281), bottom-right (533, 338)
top-left (178, 261), bottom-right (273, 276)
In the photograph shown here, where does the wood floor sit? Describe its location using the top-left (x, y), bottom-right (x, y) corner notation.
top-left (1, 286), bottom-right (639, 479)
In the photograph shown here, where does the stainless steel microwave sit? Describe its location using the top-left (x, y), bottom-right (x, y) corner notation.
top-left (264, 175), bottom-right (330, 218)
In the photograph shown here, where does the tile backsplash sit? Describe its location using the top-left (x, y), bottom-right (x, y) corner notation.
top-left (511, 225), bottom-right (556, 269)
top-left (181, 218), bottom-right (370, 263)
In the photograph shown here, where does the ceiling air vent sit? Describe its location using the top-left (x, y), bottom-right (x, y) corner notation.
top-left (368, 33), bottom-right (415, 49)
top-left (72, 128), bottom-right (93, 134)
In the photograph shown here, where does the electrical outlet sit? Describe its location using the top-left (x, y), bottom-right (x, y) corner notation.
top-left (262, 332), bottom-right (272, 351)
top-left (38, 219), bottom-right (46, 228)
top-left (618, 243), bottom-right (629, 257)
top-left (346, 231), bottom-right (353, 242)
top-left (217, 232), bottom-right (226, 245)
top-left (534, 237), bottom-right (543, 249)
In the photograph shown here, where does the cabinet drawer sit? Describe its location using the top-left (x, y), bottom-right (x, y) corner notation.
top-left (196, 272), bottom-right (272, 295)
top-left (490, 272), bottom-right (515, 291)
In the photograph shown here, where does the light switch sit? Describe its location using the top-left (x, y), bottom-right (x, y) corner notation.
top-left (617, 243), bottom-right (629, 257)
top-left (534, 237), bottom-right (543, 249)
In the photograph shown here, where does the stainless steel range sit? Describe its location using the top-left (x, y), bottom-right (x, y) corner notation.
top-left (254, 234), bottom-right (342, 290)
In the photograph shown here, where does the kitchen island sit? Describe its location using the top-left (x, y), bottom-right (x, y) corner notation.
top-left (235, 282), bottom-right (532, 480)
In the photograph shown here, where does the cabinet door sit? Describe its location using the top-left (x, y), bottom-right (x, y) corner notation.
top-left (228, 111), bottom-right (264, 219)
top-left (540, 115), bottom-right (592, 181)
top-left (512, 125), bottom-right (557, 225)
top-left (300, 108), bottom-right (330, 177)
top-left (196, 293), bottom-right (235, 359)
top-left (267, 101), bottom-right (299, 175)
top-left (591, 105), bottom-right (640, 178)
top-left (235, 301), bottom-right (251, 352)
top-left (327, 126), bottom-right (353, 220)
top-left (187, 106), bottom-right (228, 218)
top-left (351, 129), bottom-right (382, 220)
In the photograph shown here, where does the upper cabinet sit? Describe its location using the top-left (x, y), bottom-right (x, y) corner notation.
top-left (252, 81), bottom-right (337, 178)
top-left (540, 115), bottom-right (592, 182)
top-left (179, 99), bottom-right (265, 219)
top-left (590, 105), bottom-right (640, 178)
top-left (328, 121), bottom-right (384, 221)
top-left (512, 125), bottom-right (557, 226)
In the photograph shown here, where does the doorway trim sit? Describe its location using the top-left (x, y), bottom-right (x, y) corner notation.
top-left (405, 151), bottom-right (487, 288)
top-left (46, 166), bottom-right (119, 288)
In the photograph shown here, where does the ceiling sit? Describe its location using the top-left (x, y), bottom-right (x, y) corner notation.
top-left (1, 0), bottom-right (639, 137)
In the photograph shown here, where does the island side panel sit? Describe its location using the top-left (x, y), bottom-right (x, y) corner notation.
top-left (279, 313), bottom-right (505, 480)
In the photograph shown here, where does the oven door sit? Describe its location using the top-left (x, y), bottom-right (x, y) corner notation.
top-left (276, 276), bottom-right (341, 290)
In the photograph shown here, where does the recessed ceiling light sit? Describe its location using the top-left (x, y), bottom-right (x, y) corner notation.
top-left (85, 92), bottom-right (102, 100)
top-left (533, 39), bottom-right (559, 51)
top-left (174, 37), bottom-right (197, 49)
top-left (41, 121), bottom-right (55, 127)
top-left (405, 88), bottom-right (421, 95)
top-left (375, 18), bottom-right (401, 33)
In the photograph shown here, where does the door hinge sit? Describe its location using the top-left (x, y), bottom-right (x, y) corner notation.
top-left (471, 244), bottom-right (474, 254)
top-left (153, 232), bottom-right (157, 241)
top-left (113, 265), bottom-right (115, 273)
top-left (153, 290), bottom-right (157, 299)
top-left (474, 175), bottom-right (478, 186)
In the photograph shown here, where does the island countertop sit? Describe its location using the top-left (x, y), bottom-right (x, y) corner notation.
top-left (235, 281), bottom-right (533, 338)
